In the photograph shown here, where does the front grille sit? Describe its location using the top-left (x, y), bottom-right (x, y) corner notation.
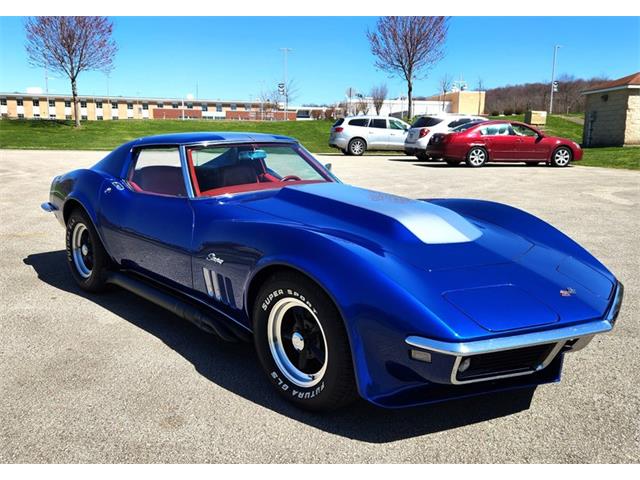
top-left (456, 343), bottom-right (557, 382)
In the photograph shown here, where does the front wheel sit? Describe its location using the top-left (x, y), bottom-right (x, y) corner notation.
top-left (347, 138), bottom-right (366, 156)
top-left (253, 271), bottom-right (357, 411)
top-left (466, 147), bottom-right (487, 167)
top-left (550, 147), bottom-right (572, 167)
top-left (65, 208), bottom-right (110, 292)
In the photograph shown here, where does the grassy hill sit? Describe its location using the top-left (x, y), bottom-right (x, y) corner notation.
top-left (1, 116), bottom-right (638, 169)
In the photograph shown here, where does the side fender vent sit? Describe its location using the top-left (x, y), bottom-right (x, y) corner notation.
top-left (203, 267), bottom-right (237, 308)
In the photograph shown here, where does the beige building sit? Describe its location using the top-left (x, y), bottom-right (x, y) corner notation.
top-left (0, 93), bottom-right (263, 121)
top-left (425, 90), bottom-right (486, 115)
top-left (582, 72), bottom-right (640, 147)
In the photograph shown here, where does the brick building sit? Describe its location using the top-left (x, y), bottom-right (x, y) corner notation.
top-left (0, 93), bottom-right (271, 121)
top-left (582, 72), bottom-right (640, 147)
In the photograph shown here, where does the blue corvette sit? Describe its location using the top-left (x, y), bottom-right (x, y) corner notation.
top-left (42, 132), bottom-right (623, 411)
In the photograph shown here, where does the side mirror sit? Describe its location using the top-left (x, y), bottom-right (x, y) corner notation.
top-left (325, 163), bottom-right (332, 171)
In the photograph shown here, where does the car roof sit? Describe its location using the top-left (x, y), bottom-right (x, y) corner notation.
top-left (125, 131), bottom-right (298, 147)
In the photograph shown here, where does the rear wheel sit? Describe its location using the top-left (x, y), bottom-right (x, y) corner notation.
top-left (348, 138), bottom-right (366, 156)
top-left (466, 147), bottom-right (487, 167)
top-left (65, 209), bottom-right (110, 292)
top-left (253, 271), bottom-right (357, 411)
top-left (550, 147), bottom-right (572, 167)
top-left (341, 148), bottom-right (350, 156)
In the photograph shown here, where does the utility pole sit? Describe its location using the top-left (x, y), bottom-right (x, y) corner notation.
top-left (549, 45), bottom-right (561, 114)
top-left (280, 47), bottom-right (292, 120)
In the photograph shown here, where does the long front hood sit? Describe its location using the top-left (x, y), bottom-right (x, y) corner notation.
top-left (244, 182), bottom-right (533, 271)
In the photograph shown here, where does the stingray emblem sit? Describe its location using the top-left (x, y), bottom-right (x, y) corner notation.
top-left (206, 253), bottom-right (224, 265)
top-left (560, 287), bottom-right (576, 297)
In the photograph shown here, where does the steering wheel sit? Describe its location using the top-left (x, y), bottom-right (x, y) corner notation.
top-left (281, 175), bottom-right (302, 182)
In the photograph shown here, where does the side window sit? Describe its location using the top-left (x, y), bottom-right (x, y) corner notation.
top-left (370, 118), bottom-right (387, 129)
top-left (348, 118), bottom-right (369, 127)
top-left (128, 147), bottom-right (186, 197)
top-left (389, 119), bottom-right (406, 130)
top-left (512, 124), bottom-right (539, 137)
top-left (480, 123), bottom-right (510, 136)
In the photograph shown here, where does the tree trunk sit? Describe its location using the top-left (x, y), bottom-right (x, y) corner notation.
top-left (407, 80), bottom-right (413, 120)
top-left (71, 78), bottom-right (80, 128)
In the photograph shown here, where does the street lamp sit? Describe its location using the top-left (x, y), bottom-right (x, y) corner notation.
top-left (549, 45), bottom-right (562, 115)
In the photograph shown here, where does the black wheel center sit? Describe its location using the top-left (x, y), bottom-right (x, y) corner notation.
top-left (280, 306), bottom-right (325, 374)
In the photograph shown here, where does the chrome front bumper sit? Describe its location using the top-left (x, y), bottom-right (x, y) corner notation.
top-left (406, 282), bottom-right (623, 385)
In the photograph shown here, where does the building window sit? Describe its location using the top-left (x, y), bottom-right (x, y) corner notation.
top-left (65, 115), bottom-right (72, 120)
top-left (80, 101), bottom-right (87, 108)
top-left (49, 100), bottom-right (55, 107)
top-left (157, 102), bottom-right (164, 108)
top-left (33, 99), bottom-right (40, 107)
top-left (0, 98), bottom-right (6, 105)
top-left (18, 113), bottom-right (24, 118)
top-left (142, 103), bottom-right (148, 110)
top-left (187, 102), bottom-right (193, 109)
top-left (96, 101), bottom-right (103, 108)
top-left (111, 102), bottom-right (118, 109)
top-left (49, 114), bottom-right (56, 119)
top-left (127, 103), bottom-right (133, 110)
top-left (81, 115), bottom-right (88, 120)
top-left (65, 100), bottom-right (71, 108)
top-left (172, 102), bottom-right (178, 109)
top-left (17, 99), bottom-right (23, 106)
top-left (97, 115), bottom-right (103, 120)
top-left (33, 113), bottom-right (40, 118)
top-left (245, 104), bottom-right (251, 111)
top-left (216, 103), bottom-right (222, 112)
top-left (201, 103), bottom-right (208, 112)
top-left (230, 104), bottom-right (237, 111)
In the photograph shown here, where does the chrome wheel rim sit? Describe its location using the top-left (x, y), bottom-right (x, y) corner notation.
top-left (554, 148), bottom-right (571, 166)
top-left (267, 297), bottom-right (328, 388)
top-left (350, 140), bottom-right (364, 155)
top-left (469, 148), bottom-right (486, 166)
top-left (71, 223), bottom-right (93, 279)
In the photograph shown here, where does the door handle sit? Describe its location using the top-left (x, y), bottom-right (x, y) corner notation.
top-left (104, 187), bottom-right (112, 194)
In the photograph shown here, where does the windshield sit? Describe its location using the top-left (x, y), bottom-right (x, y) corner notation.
top-left (452, 120), bottom-right (484, 132)
top-left (411, 116), bottom-right (443, 128)
top-left (187, 143), bottom-right (332, 197)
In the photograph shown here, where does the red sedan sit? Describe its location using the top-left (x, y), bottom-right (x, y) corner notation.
top-left (426, 120), bottom-right (583, 167)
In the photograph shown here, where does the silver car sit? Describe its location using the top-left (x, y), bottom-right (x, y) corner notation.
top-left (329, 116), bottom-right (411, 156)
top-left (404, 114), bottom-right (486, 160)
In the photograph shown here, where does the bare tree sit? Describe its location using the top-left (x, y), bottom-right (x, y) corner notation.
top-left (355, 95), bottom-right (370, 115)
top-left (476, 77), bottom-right (485, 115)
top-left (367, 16), bottom-right (448, 119)
top-left (370, 84), bottom-right (388, 115)
top-left (25, 16), bottom-right (117, 128)
top-left (438, 73), bottom-right (452, 112)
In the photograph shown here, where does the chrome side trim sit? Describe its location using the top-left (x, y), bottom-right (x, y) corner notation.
top-left (405, 319), bottom-right (614, 357)
top-left (41, 202), bottom-right (57, 212)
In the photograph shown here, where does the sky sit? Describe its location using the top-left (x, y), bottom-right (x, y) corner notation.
top-left (0, 16), bottom-right (638, 105)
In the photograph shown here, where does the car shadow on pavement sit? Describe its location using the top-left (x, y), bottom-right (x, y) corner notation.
top-left (24, 250), bottom-right (536, 444)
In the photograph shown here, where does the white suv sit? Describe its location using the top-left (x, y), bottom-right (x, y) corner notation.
top-left (329, 116), bottom-right (411, 155)
top-left (404, 114), bottom-right (486, 160)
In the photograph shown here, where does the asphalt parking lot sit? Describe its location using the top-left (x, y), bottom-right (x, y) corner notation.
top-left (1, 149), bottom-right (638, 463)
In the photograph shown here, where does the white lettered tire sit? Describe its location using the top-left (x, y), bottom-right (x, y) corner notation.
top-left (253, 271), bottom-right (357, 411)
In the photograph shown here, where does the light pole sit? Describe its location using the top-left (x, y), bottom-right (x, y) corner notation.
top-left (549, 45), bottom-right (561, 114)
top-left (280, 47), bottom-right (292, 120)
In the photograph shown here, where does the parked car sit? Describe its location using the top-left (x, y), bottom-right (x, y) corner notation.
top-left (329, 116), bottom-right (411, 155)
top-left (42, 132), bottom-right (622, 411)
top-left (427, 120), bottom-right (583, 167)
top-left (405, 114), bottom-right (487, 160)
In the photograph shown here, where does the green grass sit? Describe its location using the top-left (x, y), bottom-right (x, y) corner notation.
top-left (0, 118), bottom-right (336, 153)
top-left (1, 116), bottom-right (639, 169)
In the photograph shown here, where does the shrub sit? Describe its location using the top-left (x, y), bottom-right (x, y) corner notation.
top-left (503, 108), bottom-right (513, 116)
top-left (491, 110), bottom-right (500, 116)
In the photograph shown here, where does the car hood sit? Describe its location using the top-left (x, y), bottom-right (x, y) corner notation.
top-left (243, 182), bottom-right (532, 271)
top-left (241, 183), bottom-right (614, 333)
